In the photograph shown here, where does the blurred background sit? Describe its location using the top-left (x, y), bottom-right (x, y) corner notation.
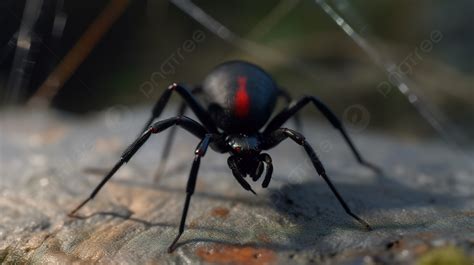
top-left (0, 0), bottom-right (472, 145)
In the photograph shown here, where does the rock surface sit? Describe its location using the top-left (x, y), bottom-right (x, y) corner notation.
top-left (0, 107), bottom-right (473, 264)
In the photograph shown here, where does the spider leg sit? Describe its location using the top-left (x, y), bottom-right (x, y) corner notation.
top-left (140, 84), bottom-right (217, 134)
top-left (154, 87), bottom-right (203, 181)
top-left (278, 88), bottom-right (302, 132)
top-left (68, 116), bottom-right (207, 217)
top-left (153, 102), bottom-right (186, 181)
top-left (259, 153), bottom-right (273, 188)
top-left (264, 96), bottom-right (382, 174)
top-left (227, 157), bottom-right (257, 195)
top-left (251, 161), bottom-right (264, 182)
top-left (168, 134), bottom-right (213, 253)
top-left (263, 128), bottom-right (372, 231)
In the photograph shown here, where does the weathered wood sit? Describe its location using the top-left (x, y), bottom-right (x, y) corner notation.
top-left (0, 107), bottom-right (473, 264)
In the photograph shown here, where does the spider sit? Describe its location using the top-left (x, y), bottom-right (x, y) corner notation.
top-left (69, 60), bottom-right (381, 253)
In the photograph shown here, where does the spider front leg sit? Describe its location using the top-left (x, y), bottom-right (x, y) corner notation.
top-left (259, 153), bottom-right (273, 188)
top-left (277, 88), bottom-right (302, 132)
top-left (263, 128), bottom-right (372, 231)
top-left (228, 157), bottom-right (257, 195)
top-left (153, 87), bottom-right (203, 181)
top-left (168, 134), bottom-right (213, 253)
top-left (140, 84), bottom-right (217, 134)
top-left (264, 96), bottom-right (382, 174)
top-left (68, 116), bottom-right (207, 216)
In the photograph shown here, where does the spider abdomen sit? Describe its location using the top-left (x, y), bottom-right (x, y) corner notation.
top-left (202, 61), bottom-right (279, 133)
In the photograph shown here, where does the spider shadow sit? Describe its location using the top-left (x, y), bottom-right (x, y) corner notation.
top-left (79, 165), bottom-right (468, 252)
top-left (70, 211), bottom-right (170, 228)
top-left (254, 171), bottom-right (467, 251)
top-left (69, 210), bottom-right (230, 235)
top-left (171, 170), bottom-right (468, 251)
top-left (83, 165), bottom-right (268, 207)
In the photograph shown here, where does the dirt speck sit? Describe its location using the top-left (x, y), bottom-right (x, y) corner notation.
top-left (30, 127), bottom-right (67, 145)
top-left (211, 207), bottom-right (230, 219)
top-left (386, 239), bottom-right (402, 250)
top-left (413, 244), bottom-right (430, 255)
top-left (257, 234), bottom-right (271, 243)
top-left (95, 137), bottom-right (122, 153)
top-left (189, 219), bottom-right (199, 229)
top-left (462, 211), bottom-right (474, 217)
top-left (196, 244), bottom-right (276, 265)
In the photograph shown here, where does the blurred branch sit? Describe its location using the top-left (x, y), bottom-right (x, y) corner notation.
top-left (314, 0), bottom-right (472, 159)
top-left (170, 0), bottom-right (323, 81)
top-left (221, 0), bottom-right (301, 66)
top-left (246, 0), bottom-right (300, 40)
top-left (29, 0), bottom-right (130, 106)
top-left (0, 31), bottom-right (18, 66)
top-left (6, 0), bottom-right (44, 104)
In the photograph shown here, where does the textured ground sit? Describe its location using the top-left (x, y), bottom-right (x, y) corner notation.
top-left (0, 107), bottom-right (473, 264)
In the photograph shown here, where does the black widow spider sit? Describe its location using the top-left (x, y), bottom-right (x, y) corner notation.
top-left (69, 60), bottom-right (381, 253)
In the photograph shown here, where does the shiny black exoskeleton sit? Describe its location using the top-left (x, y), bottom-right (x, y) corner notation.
top-left (69, 60), bottom-right (382, 253)
top-left (202, 61), bottom-right (279, 132)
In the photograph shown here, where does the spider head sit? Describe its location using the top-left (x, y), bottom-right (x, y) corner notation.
top-left (226, 133), bottom-right (262, 157)
top-left (226, 133), bottom-right (265, 179)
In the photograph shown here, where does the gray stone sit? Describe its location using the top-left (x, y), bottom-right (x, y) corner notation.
top-left (0, 107), bottom-right (473, 264)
